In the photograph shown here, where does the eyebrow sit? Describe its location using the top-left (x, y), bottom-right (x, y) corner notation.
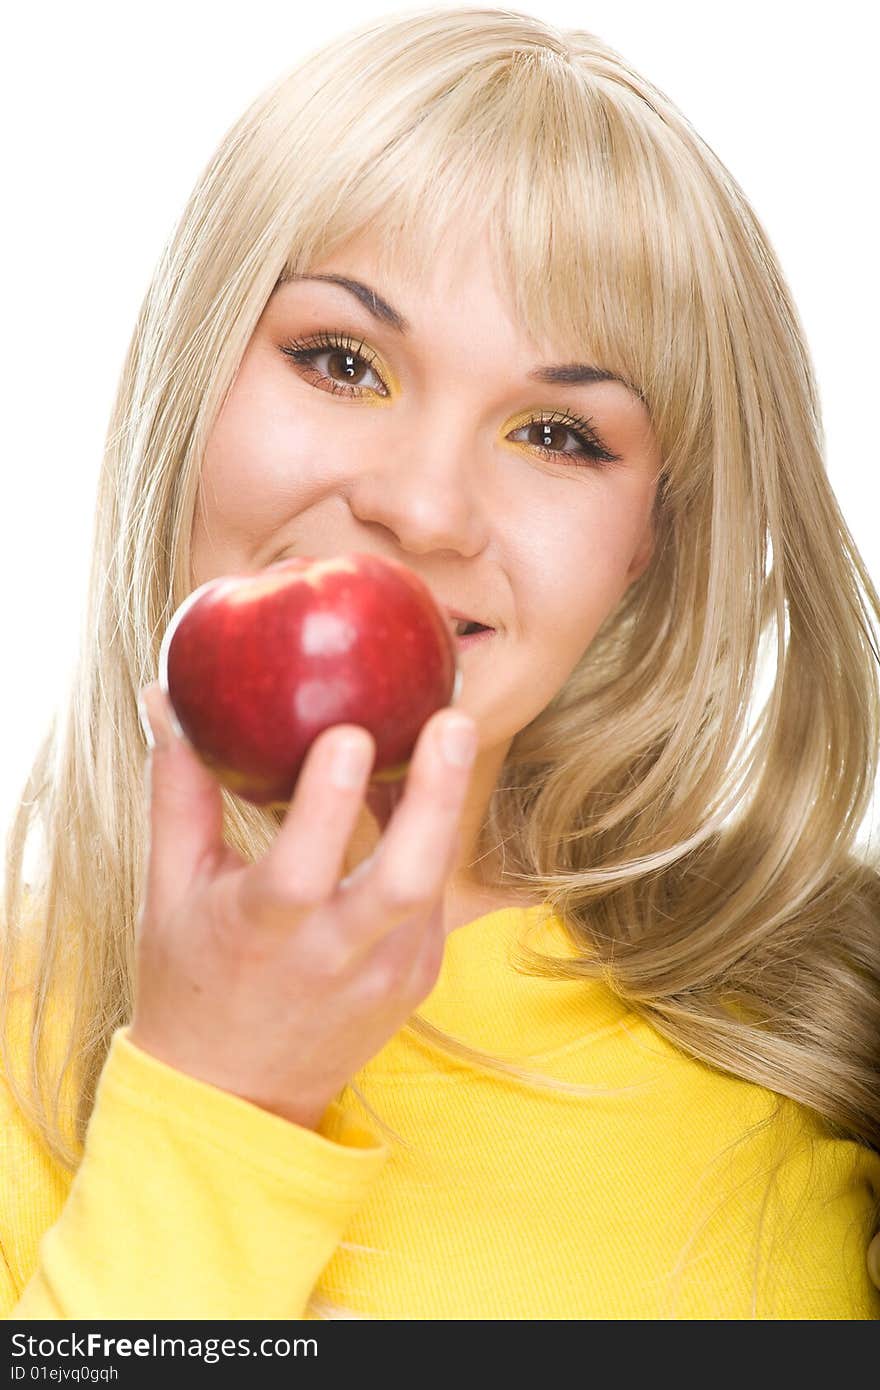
top-left (287, 272), bottom-right (636, 394)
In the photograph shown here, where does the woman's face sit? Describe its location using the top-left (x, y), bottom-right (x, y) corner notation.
top-left (192, 228), bottom-right (662, 775)
top-left (192, 226), bottom-right (662, 893)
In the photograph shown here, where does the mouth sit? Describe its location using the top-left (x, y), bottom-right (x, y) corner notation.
top-left (442, 604), bottom-right (495, 643)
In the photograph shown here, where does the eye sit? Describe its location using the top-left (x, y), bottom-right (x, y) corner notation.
top-left (279, 332), bottom-right (389, 398)
top-left (508, 413), bottom-right (621, 468)
top-left (279, 332), bottom-right (622, 469)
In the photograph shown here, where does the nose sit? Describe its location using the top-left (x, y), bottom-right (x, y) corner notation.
top-left (344, 404), bottom-right (488, 557)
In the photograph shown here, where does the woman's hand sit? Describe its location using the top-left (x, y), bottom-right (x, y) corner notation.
top-left (129, 681), bottom-right (477, 1130)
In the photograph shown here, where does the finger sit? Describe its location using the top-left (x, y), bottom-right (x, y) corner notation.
top-left (340, 709), bottom-right (476, 939)
top-left (404, 891), bottom-right (449, 998)
top-left (237, 722), bottom-right (375, 924)
top-left (395, 827), bottom-right (460, 993)
top-left (138, 680), bottom-right (226, 914)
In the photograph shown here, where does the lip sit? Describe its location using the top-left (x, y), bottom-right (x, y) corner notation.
top-left (454, 625), bottom-right (495, 650)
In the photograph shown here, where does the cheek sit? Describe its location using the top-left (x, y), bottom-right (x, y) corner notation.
top-left (195, 366), bottom-right (339, 546)
top-left (518, 499), bottom-right (646, 644)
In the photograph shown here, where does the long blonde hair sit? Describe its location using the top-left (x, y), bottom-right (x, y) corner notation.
top-left (3, 5), bottom-right (879, 1318)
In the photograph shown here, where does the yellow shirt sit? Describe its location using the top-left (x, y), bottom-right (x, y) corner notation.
top-left (2, 903), bottom-right (878, 1319)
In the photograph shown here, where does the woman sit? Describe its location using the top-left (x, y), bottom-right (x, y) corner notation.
top-left (2, 8), bottom-right (879, 1319)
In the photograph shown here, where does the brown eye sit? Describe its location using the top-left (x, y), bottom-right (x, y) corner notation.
top-left (524, 421), bottom-right (569, 451)
top-left (279, 333), bottom-right (389, 398)
top-left (323, 349), bottom-right (371, 385)
top-left (509, 411), bottom-right (621, 468)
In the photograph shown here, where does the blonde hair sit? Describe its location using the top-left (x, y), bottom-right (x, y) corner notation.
top-left (3, 5), bottom-right (880, 1319)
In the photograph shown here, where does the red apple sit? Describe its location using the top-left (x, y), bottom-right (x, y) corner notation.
top-left (158, 553), bottom-right (462, 808)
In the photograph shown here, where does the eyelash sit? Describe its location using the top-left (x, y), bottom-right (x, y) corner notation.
top-left (278, 331), bottom-right (622, 468)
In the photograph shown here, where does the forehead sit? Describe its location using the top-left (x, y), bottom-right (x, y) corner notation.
top-left (311, 222), bottom-right (515, 306)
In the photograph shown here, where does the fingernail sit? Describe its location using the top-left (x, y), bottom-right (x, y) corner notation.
top-left (441, 717), bottom-right (477, 768)
top-left (137, 684), bottom-right (166, 751)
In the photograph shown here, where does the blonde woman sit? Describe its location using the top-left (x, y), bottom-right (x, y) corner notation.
top-left (2, 7), bottom-right (879, 1321)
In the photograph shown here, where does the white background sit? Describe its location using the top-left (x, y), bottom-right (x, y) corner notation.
top-left (2, 0), bottom-right (878, 883)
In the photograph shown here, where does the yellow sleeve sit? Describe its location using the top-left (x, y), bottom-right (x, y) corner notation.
top-left (757, 1128), bottom-right (880, 1319)
top-left (2, 1026), bottom-right (390, 1320)
top-left (668, 1102), bottom-right (880, 1320)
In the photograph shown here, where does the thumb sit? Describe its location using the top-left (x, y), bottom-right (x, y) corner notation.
top-left (137, 680), bottom-right (225, 911)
